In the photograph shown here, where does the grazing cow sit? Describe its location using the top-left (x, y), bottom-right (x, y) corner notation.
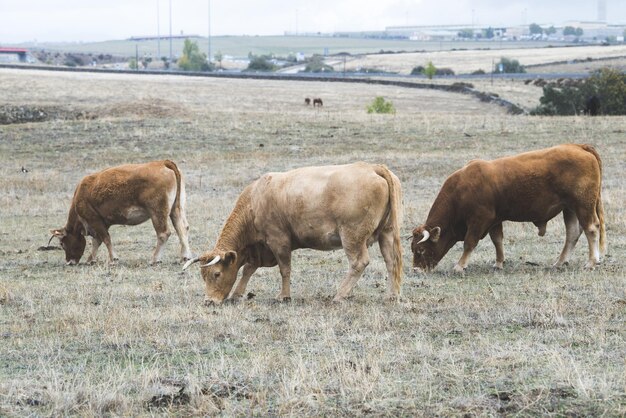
top-left (50, 160), bottom-right (193, 265)
top-left (304, 97), bottom-right (311, 105)
top-left (585, 95), bottom-right (601, 116)
top-left (183, 162), bottom-right (403, 304)
top-left (313, 98), bottom-right (323, 107)
top-left (411, 144), bottom-right (605, 273)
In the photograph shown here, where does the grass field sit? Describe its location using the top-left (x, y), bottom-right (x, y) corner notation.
top-left (0, 68), bottom-right (625, 416)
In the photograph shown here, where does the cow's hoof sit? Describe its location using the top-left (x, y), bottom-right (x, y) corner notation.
top-left (492, 263), bottom-right (504, 270)
top-left (276, 296), bottom-right (291, 303)
top-left (583, 261), bottom-right (599, 270)
top-left (150, 260), bottom-right (163, 266)
top-left (452, 265), bottom-right (466, 275)
top-left (386, 294), bottom-right (401, 303)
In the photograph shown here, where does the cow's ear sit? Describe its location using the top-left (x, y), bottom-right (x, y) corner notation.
top-left (50, 228), bottom-right (66, 238)
top-left (223, 251), bottom-right (237, 266)
top-left (430, 227), bottom-right (441, 242)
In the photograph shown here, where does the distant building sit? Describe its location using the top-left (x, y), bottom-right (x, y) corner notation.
top-left (0, 47), bottom-right (31, 63)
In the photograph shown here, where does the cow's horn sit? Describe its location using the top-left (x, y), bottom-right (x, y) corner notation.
top-left (200, 255), bottom-right (221, 268)
top-left (47, 235), bottom-right (56, 247)
top-left (417, 230), bottom-right (430, 244)
top-left (182, 257), bottom-right (200, 271)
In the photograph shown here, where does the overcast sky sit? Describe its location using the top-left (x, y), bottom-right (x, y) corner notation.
top-left (1, 0), bottom-right (625, 43)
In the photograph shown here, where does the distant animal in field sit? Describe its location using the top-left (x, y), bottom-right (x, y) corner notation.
top-left (304, 97), bottom-right (311, 105)
top-left (21, 166), bottom-right (28, 173)
top-left (411, 144), bottom-right (605, 273)
top-left (585, 95), bottom-right (601, 116)
top-left (313, 98), bottom-right (323, 107)
top-left (50, 160), bottom-right (192, 265)
top-left (183, 162), bottom-right (403, 304)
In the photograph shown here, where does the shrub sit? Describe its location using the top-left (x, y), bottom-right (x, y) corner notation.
top-left (423, 61), bottom-right (437, 79)
top-left (178, 39), bottom-right (213, 71)
top-left (367, 97), bottom-right (396, 114)
top-left (436, 68), bottom-right (455, 76)
top-left (410, 65), bottom-right (424, 75)
top-left (495, 57), bottom-right (525, 73)
top-left (531, 67), bottom-right (626, 116)
top-left (246, 55), bottom-right (276, 72)
top-left (302, 55), bottom-right (334, 73)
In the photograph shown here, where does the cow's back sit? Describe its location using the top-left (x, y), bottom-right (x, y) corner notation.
top-left (250, 162), bottom-right (391, 249)
top-left (451, 144), bottom-right (602, 223)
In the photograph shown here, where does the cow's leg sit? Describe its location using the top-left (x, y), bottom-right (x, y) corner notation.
top-left (150, 214), bottom-right (171, 264)
top-left (89, 223), bottom-right (116, 264)
top-left (488, 223), bottom-right (505, 269)
top-left (554, 208), bottom-right (583, 268)
top-left (170, 207), bottom-right (192, 261)
top-left (576, 205), bottom-right (601, 268)
top-left (454, 222), bottom-right (489, 273)
top-left (378, 229), bottom-right (401, 300)
top-left (86, 236), bottom-right (102, 264)
top-left (230, 263), bottom-right (258, 300)
top-left (335, 240), bottom-right (370, 302)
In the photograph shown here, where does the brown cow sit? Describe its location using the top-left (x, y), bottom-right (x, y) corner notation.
top-left (411, 144), bottom-right (606, 273)
top-left (304, 97), bottom-right (311, 105)
top-left (183, 162), bottom-right (403, 304)
top-left (50, 160), bottom-right (192, 265)
top-left (313, 98), bottom-right (323, 107)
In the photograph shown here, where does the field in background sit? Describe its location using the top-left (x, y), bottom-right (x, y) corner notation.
top-left (0, 69), bottom-right (625, 416)
top-left (15, 36), bottom-right (576, 59)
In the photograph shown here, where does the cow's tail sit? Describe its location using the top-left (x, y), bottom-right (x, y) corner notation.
top-left (375, 165), bottom-right (403, 295)
top-left (578, 144), bottom-right (606, 255)
top-left (164, 160), bottom-right (185, 216)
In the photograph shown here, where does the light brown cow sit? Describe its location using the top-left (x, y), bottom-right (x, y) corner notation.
top-left (183, 162), bottom-right (403, 304)
top-left (411, 144), bottom-right (606, 273)
top-left (50, 160), bottom-right (192, 265)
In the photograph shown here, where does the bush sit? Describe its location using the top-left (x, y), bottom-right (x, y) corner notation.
top-left (246, 55), bottom-right (276, 72)
top-left (436, 68), bottom-right (455, 76)
top-left (302, 55), bottom-right (334, 73)
top-left (423, 61), bottom-right (436, 79)
top-left (410, 65), bottom-right (424, 75)
top-left (495, 57), bottom-right (525, 73)
top-left (367, 97), bottom-right (396, 114)
top-left (531, 67), bottom-right (626, 116)
top-left (178, 39), bottom-right (213, 72)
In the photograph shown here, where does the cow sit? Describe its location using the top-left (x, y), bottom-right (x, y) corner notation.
top-left (183, 162), bottom-right (403, 304)
top-left (304, 97), bottom-right (311, 105)
top-left (313, 98), bottom-right (323, 107)
top-left (411, 144), bottom-right (606, 273)
top-left (584, 95), bottom-right (601, 116)
top-left (50, 160), bottom-right (193, 265)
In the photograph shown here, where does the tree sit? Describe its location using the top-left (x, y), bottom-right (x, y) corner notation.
top-left (457, 29), bottom-right (474, 39)
top-left (178, 39), bottom-right (212, 71)
top-left (246, 55), bottom-right (276, 71)
top-left (423, 61), bottom-right (436, 79)
top-left (545, 26), bottom-right (557, 35)
top-left (495, 57), bottom-right (525, 73)
top-left (302, 55), bottom-right (334, 73)
top-left (483, 27), bottom-right (495, 39)
top-left (531, 67), bottom-right (626, 116)
top-left (529, 23), bottom-right (543, 35)
top-left (563, 26), bottom-right (583, 37)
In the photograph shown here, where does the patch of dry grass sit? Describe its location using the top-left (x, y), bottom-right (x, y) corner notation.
top-left (345, 44), bottom-right (626, 74)
top-left (0, 68), bottom-right (625, 416)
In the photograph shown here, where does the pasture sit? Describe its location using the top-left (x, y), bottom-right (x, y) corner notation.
top-left (0, 68), bottom-right (625, 416)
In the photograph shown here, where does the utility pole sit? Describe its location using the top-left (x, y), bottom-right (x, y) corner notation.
top-left (169, 0), bottom-right (173, 65)
top-left (208, 0), bottom-right (211, 62)
top-left (157, 0), bottom-right (161, 59)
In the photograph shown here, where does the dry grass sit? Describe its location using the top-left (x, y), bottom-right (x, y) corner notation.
top-left (0, 68), bottom-right (625, 417)
top-left (345, 44), bottom-right (626, 74)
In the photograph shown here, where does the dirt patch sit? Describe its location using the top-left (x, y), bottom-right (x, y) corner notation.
top-left (0, 105), bottom-right (95, 125)
top-left (97, 99), bottom-right (188, 119)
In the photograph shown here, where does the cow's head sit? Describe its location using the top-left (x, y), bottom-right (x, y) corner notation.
top-left (183, 250), bottom-right (238, 304)
top-left (411, 225), bottom-right (441, 272)
top-left (50, 227), bottom-right (86, 265)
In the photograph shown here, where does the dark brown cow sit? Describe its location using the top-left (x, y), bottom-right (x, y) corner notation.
top-left (304, 97), bottom-right (311, 105)
top-left (50, 160), bottom-right (192, 265)
top-left (313, 98), bottom-right (323, 107)
top-left (183, 162), bottom-right (403, 304)
top-left (411, 144), bottom-right (606, 273)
